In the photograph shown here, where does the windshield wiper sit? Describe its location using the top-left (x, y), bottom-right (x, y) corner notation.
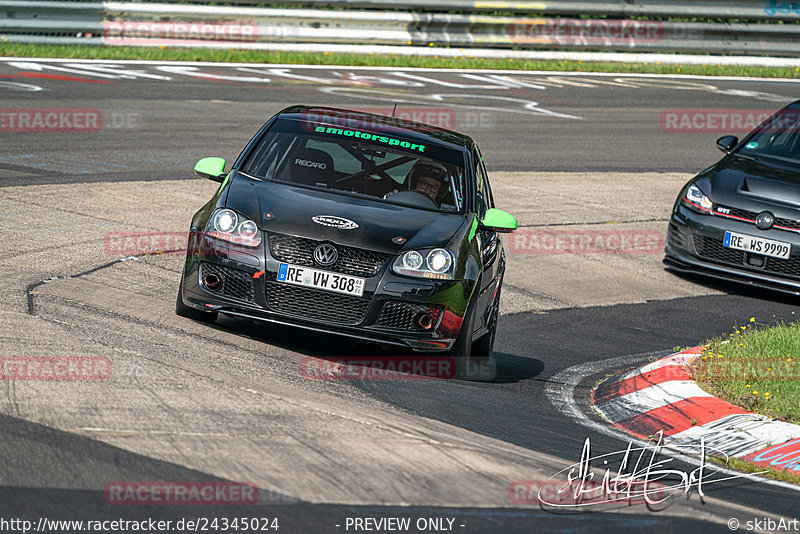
top-left (732, 152), bottom-right (760, 162)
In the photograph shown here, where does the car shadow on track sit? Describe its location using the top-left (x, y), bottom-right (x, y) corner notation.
top-left (206, 316), bottom-right (543, 384)
top-left (664, 268), bottom-right (800, 306)
top-left (491, 352), bottom-right (545, 384)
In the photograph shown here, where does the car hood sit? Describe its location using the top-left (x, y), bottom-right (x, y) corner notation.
top-left (702, 155), bottom-right (800, 209)
top-left (225, 173), bottom-right (468, 254)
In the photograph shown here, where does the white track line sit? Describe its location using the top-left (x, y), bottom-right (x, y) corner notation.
top-left (3, 57), bottom-right (800, 84)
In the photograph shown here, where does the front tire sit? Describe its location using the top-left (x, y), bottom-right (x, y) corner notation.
top-left (448, 289), bottom-right (495, 381)
top-left (175, 275), bottom-right (218, 324)
top-left (472, 284), bottom-right (500, 358)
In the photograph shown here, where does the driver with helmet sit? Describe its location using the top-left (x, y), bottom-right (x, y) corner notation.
top-left (384, 160), bottom-right (449, 207)
top-left (410, 161), bottom-right (448, 204)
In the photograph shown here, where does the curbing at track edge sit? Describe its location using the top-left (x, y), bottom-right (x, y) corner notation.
top-left (592, 347), bottom-right (800, 475)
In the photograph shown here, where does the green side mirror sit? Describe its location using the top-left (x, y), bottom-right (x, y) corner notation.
top-left (194, 157), bottom-right (226, 182)
top-left (481, 208), bottom-right (517, 233)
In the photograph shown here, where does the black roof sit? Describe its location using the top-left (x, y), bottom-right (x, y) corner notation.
top-left (277, 105), bottom-right (474, 151)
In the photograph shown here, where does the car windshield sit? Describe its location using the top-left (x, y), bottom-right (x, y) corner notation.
top-left (737, 106), bottom-right (800, 166)
top-left (240, 118), bottom-right (466, 213)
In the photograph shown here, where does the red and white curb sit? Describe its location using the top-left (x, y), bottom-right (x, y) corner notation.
top-left (592, 347), bottom-right (800, 473)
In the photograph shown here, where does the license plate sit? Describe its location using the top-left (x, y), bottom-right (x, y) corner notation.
top-left (277, 263), bottom-right (365, 297)
top-left (723, 231), bottom-right (791, 259)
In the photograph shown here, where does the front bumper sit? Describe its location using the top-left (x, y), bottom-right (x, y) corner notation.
top-left (179, 232), bottom-right (471, 351)
top-left (664, 204), bottom-right (800, 295)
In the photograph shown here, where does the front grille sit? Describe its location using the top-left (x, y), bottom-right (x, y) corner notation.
top-left (265, 281), bottom-right (370, 325)
top-left (666, 224), bottom-right (692, 251)
top-left (724, 206), bottom-right (757, 221)
top-left (777, 218), bottom-right (800, 231)
top-left (715, 204), bottom-right (800, 231)
top-left (692, 235), bottom-right (800, 278)
top-left (693, 235), bottom-right (745, 265)
top-left (375, 301), bottom-right (444, 331)
top-left (766, 256), bottom-right (800, 277)
top-left (200, 262), bottom-right (255, 302)
top-left (268, 233), bottom-right (389, 278)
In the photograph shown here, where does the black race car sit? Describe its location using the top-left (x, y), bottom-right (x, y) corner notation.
top-left (176, 106), bottom-right (517, 376)
top-left (665, 100), bottom-right (800, 295)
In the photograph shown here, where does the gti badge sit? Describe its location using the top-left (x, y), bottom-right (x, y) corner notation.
top-left (312, 215), bottom-right (359, 230)
top-left (313, 243), bottom-right (339, 267)
top-left (755, 211), bottom-right (775, 230)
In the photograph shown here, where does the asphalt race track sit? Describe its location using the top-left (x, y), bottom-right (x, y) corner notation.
top-left (2, 60), bottom-right (800, 533)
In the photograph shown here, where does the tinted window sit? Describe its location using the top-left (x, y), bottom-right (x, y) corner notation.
top-left (738, 106), bottom-right (800, 164)
top-left (241, 118), bottom-right (466, 213)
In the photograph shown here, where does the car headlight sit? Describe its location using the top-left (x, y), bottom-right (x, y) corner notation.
top-left (206, 208), bottom-right (262, 246)
top-left (393, 248), bottom-right (455, 280)
top-left (682, 183), bottom-right (713, 214)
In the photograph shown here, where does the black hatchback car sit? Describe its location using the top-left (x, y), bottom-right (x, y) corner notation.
top-left (665, 101), bottom-right (800, 294)
top-left (177, 106), bottom-right (517, 375)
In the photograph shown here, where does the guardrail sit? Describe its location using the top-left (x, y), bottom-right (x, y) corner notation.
top-left (2, 1), bottom-right (800, 56)
top-left (119, 0), bottom-right (800, 21)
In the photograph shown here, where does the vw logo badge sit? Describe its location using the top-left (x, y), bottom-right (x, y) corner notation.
top-left (755, 211), bottom-right (775, 230)
top-left (313, 243), bottom-right (339, 267)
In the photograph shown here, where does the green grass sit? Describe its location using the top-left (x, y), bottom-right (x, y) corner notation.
top-left (693, 321), bottom-right (800, 424)
top-left (706, 455), bottom-right (800, 484)
top-left (2, 43), bottom-right (800, 78)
